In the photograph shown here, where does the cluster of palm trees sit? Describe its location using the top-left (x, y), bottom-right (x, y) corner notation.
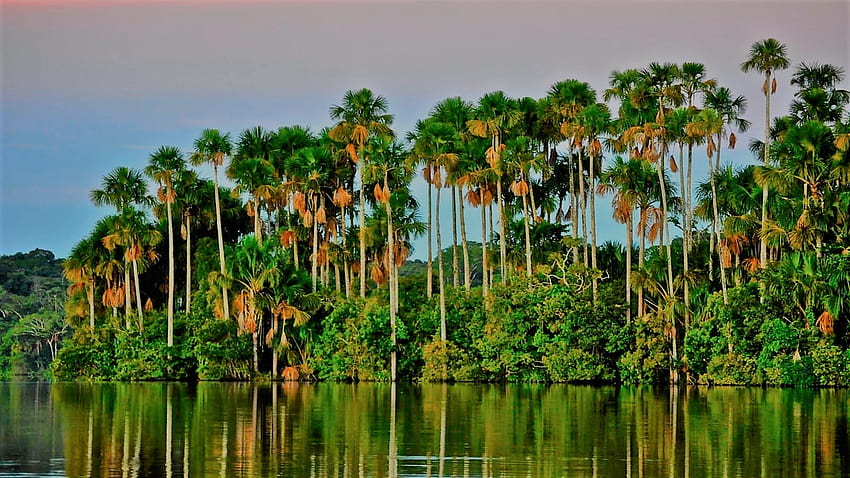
top-left (63, 39), bottom-right (850, 380)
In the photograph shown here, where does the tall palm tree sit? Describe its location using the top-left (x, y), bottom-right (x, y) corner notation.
top-left (468, 91), bottom-right (522, 282)
top-left (329, 89), bottom-right (394, 298)
top-left (90, 166), bottom-right (151, 323)
top-left (191, 128), bottom-right (233, 319)
top-left (145, 146), bottom-right (186, 347)
top-left (790, 62), bottom-right (848, 125)
top-left (232, 126), bottom-right (275, 244)
top-left (741, 38), bottom-right (790, 269)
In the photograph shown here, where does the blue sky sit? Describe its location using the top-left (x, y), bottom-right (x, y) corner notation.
top-left (2, 0), bottom-right (848, 259)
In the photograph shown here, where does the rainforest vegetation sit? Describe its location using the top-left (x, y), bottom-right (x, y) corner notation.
top-left (13, 39), bottom-right (850, 386)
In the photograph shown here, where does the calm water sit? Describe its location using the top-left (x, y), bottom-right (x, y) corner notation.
top-left (0, 382), bottom-right (847, 477)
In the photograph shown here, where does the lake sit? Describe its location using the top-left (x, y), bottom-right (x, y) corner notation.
top-left (0, 382), bottom-right (847, 477)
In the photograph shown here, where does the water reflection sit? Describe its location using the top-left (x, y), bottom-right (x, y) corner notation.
top-left (0, 383), bottom-right (847, 477)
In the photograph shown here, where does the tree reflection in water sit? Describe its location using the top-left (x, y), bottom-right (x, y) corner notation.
top-left (0, 382), bottom-right (847, 477)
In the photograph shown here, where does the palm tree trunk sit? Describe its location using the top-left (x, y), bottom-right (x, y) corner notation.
top-left (436, 184), bottom-right (447, 341)
top-left (655, 146), bottom-right (674, 293)
top-left (253, 199), bottom-right (263, 245)
top-left (577, 147), bottom-right (588, 266)
top-left (480, 197), bottom-right (488, 297)
top-left (384, 175), bottom-right (397, 382)
top-left (568, 145), bottom-right (579, 261)
top-left (185, 214), bottom-right (192, 314)
top-left (88, 278), bottom-right (95, 329)
top-left (626, 213), bottom-right (633, 324)
top-left (713, 135), bottom-right (729, 304)
top-left (132, 257), bottom-right (144, 330)
top-left (678, 142), bottom-right (690, 314)
top-left (522, 182), bottom-right (532, 278)
top-left (760, 71), bottom-right (771, 272)
top-left (639, 208), bottom-right (647, 316)
top-left (124, 260), bottom-right (131, 328)
top-left (166, 197), bottom-right (175, 348)
top-left (359, 148), bottom-right (367, 298)
top-left (589, 153), bottom-right (598, 300)
top-left (459, 185), bottom-right (471, 290)
top-left (312, 195), bottom-right (319, 292)
top-left (427, 173), bottom-right (433, 298)
top-left (213, 165), bottom-right (230, 320)
top-left (451, 185), bottom-right (459, 288)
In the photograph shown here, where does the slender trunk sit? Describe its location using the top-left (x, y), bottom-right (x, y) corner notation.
top-left (254, 199), bottom-right (263, 245)
top-left (359, 147), bottom-right (367, 298)
top-left (568, 144), bottom-right (579, 261)
top-left (427, 172), bottom-right (433, 298)
top-left (760, 71), bottom-right (771, 271)
top-left (639, 208), bottom-right (647, 316)
top-left (334, 262), bottom-right (341, 294)
top-left (589, 152), bottom-right (598, 300)
top-left (185, 214), bottom-right (192, 314)
top-left (124, 259), bottom-right (131, 327)
top-left (459, 185), bottom-right (471, 290)
top-left (451, 185), bottom-right (459, 288)
top-left (252, 327), bottom-right (259, 373)
top-left (166, 197), bottom-right (175, 348)
top-left (342, 205), bottom-right (350, 298)
top-left (213, 165), bottom-right (230, 320)
top-left (480, 196), bottom-right (489, 297)
top-left (436, 184), bottom-right (447, 340)
top-left (656, 144), bottom-right (674, 293)
top-left (132, 257), bottom-right (143, 330)
top-left (522, 179), bottom-right (532, 277)
top-left (678, 142), bottom-right (690, 314)
top-left (88, 278), bottom-right (95, 329)
top-left (577, 146), bottom-right (588, 266)
top-left (713, 134), bottom-right (728, 304)
top-left (385, 175), bottom-right (397, 382)
top-left (488, 201), bottom-right (495, 286)
top-left (626, 213), bottom-right (633, 324)
top-left (311, 195), bottom-right (319, 292)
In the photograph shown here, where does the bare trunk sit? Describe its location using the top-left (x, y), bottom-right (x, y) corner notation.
top-left (254, 200), bottom-right (263, 245)
top-left (437, 184), bottom-right (447, 341)
top-left (359, 149), bottom-right (367, 298)
top-left (656, 146), bottom-right (674, 293)
top-left (760, 71), bottom-right (771, 272)
top-left (451, 185), bottom-right (459, 288)
top-left (712, 135), bottom-right (728, 304)
top-left (88, 279), bottom-right (95, 329)
top-left (385, 174), bottom-right (397, 382)
top-left (589, 153), bottom-right (598, 300)
top-left (480, 198), bottom-right (489, 297)
top-left (132, 257), bottom-right (143, 331)
top-left (459, 185), bottom-right (471, 290)
top-left (311, 195), bottom-right (319, 292)
top-left (213, 165), bottom-right (230, 320)
top-left (679, 142), bottom-right (690, 314)
top-left (166, 198), bottom-right (175, 347)
top-left (568, 145), bottom-right (579, 261)
top-left (577, 147), bottom-right (588, 266)
top-left (427, 174), bottom-right (433, 298)
top-left (496, 181), bottom-right (507, 281)
top-left (185, 215), bottom-right (192, 314)
top-left (626, 214), bottom-right (633, 324)
top-left (522, 182), bottom-right (532, 277)
top-left (124, 259), bottom-right (131, 328)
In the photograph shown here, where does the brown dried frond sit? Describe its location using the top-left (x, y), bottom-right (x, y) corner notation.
top-left (486, 147), bottom-right (499, 168)
top-left (280, 230), bottom-right (296, 248)
top-left (180, 223), bottom-right (188, 240)
top-left (332, 187), bottom-right (352, 207)
top-left (157, 188), bottom-right (168, 203)
top-left (292, 192), bottom-right (306, 214)
top-left (742, 257), bottom-right (761, 273)
top-left (316, 205), bottom-right (327, 225)
top-left (127, 244), bottom-right (143, 261)
top-left (720, 243), bottom-right (732, 268)
top-left (771, 77), bottom-right (777, 94)
top-left (467, 189), bottom-right (481, 207)
top-left (729, 132), bottom-right (737, 149)
top-left (212, 151), bottom-right (225, 166)
top-left (281, 366), bottom-right (300, 381)
top-left (816, 310), bottom-right (835, 335)
top-left (245, 317), bottom-right (257, 334)
top-left (371, 264), bottom-right (387, 285)
top-left (144, 298), bottom-right (154, 312)
top-left (352, 125), bottom-right (369, 145)
top-left (302, 209), bottom-right (313, 227)
top-left (265, 327), bottom-right (276, 346)
top-left (345, 143), bottom-right (358, 163)
top-left (511, 180), bottom-right (529, 196)
top-left (246, 201), bottom-right (255, 217)
top-left (669, 156), bottom-right (678, 173)
top-left (374, 183), bottom-right (386, 203)
top-left (762, 79), bottom-right (770, 95)
top-left (481, 188), bottom-right (494, 206)
top-left (432, 169), bottom-right (442, 189)
top-left (588, 139), bottom-right (602, 157)
top-left (422, 166), bottom-right (432, 184)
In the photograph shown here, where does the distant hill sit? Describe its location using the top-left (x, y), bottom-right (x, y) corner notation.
top-left (0, 249), bottom-right (66, 316)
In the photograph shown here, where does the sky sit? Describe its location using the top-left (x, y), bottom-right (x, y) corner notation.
top-left (1, 0), bottom-right (848, 260)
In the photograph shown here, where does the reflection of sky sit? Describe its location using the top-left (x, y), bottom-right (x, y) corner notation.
top-left (2, 0), bottom-right (848, 258)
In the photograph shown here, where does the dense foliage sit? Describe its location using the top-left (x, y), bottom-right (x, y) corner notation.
top-left (16, 39), bottom-right (850, 386)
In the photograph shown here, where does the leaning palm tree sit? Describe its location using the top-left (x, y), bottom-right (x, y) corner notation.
top-left (741, 38), bottom-right (790, 269)
top-left (145, 146), bottom-right (185, 347)
top-left (329, 89), bottom-right (395, 298)
top-left (191, 128), bottom-right (233, 319)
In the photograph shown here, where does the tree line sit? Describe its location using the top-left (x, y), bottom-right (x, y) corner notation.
top-left (54, 38), bottom-right (850, 385)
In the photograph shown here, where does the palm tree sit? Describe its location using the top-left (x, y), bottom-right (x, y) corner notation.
top-left (741, 38), bottom-right (790, 269)
top-left (431, 97), bottom-right (474, 288)
top-left (90, 166), bottom-right (150, 322)
top-left (191, 128), bottom-right (233, 319)
top-left (790, 62), bottom-right (849, 124)
top-left (329, 88), bottom-right (395, 298)
top-left (467, 91), bottom-right (522, 282)
top-left (102, 208), bottom-right (161, 330)
top-left (145, 145), bottom-right (185, 347)
top-left (232, 126), bottom-right (275, 244)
